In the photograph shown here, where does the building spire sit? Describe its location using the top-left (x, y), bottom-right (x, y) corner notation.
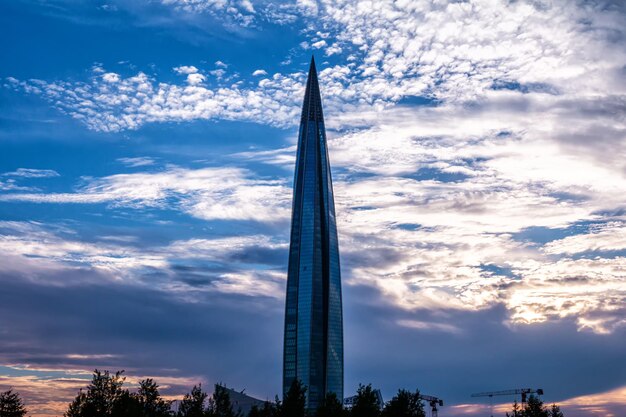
top-left (301, 55), bottom-right (324, 123)
top-left (283, 58), bottom-right (344, 412)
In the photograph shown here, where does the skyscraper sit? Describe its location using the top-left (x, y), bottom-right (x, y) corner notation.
top-left (283, 57), bottom-right (343, 411)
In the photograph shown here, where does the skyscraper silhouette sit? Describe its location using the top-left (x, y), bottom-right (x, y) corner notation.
top-left (283, 57), bottom-right (343, 411)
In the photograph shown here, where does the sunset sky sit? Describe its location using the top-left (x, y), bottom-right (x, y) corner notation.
top-left (1, 0), bottom-right (625, 416)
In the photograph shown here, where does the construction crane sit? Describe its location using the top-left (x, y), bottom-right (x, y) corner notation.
top-left (471, 388), bottom-right (544, 417)
top-left (419, 394), bottom-right (443, 417)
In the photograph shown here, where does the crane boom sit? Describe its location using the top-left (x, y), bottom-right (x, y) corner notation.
top-left (471, 388), bottom-right (544, 417)
top-left (471, 388), bottom-right (544, 398)
top-left (419, 394), bottom-right (443, 405)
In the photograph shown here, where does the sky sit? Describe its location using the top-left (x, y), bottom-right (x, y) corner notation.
top-left (0, 0), bottom-right (625, 416)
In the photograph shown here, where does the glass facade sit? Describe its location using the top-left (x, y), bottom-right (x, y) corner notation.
top-left (283, 57), bottom-right (343, 411)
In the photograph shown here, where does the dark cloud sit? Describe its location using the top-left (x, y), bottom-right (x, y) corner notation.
top-left (226, 246), bottom-right (287, 266)
top-left (2, 268), bottom-right (625, 411)
top-left (401, 168), bottom-right (471, 183)
top-left (342, 246), bottom-right (407, 271)
top-left (342, 284), bottom-right (626, 404)
top-left (0, 269), bottom-right (284, 397)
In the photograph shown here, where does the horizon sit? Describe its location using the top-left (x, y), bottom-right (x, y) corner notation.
top-left (1, 1), bottom-right (625, 417)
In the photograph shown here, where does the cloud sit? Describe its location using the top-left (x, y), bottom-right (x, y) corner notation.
top-left (0, 275), bottom-right (284, 416)
top-left (0, 221), bottom-right (168, 280)
top-left (0, 373), bottom-right (92, 417)
top-left (160, 0), bottom-right (256, 26)
top-left (324, 44), bottom-right (342, 56)
top-left (0, 180), bottom-right (37, 192)
top-left (5, 70), bottom-right (304, 131)
top-left (543, 222), bottom-right (626, 255)
top-left (326, 149), bottom-right (625, 334)
top-left (447, 385), bottom-right (626, 417)
top-left (262, 4), bottom-right (299, 25)
top-left (252, 69), bottom-right (267, 76)
top-left (396, 319), bottom-right (462, 335)
top-left (102, 72), bottom-right (120, 83)
top-left (0, 221), bottom-right (288, 299)
top-left (2, 151), bottom-right (624, 335)
top-left (10, 0), bottom-right (622, 134)
top-left (116, 157), bottom-right (157, 167)
top-left (186, 72), bottom-right (206, 85)
top-left (559, 385), bottom-right (626, 417)
top-left (2, 168), bottom-right (60, 178)
top-left (232, 145), bottom-right (295, 169)
top-left (0, 169), bottom-right (59, 192)
top-left (295, 0), bottom-right (318, 17)
top-left (173, 65), bottom-right (199, 74)
top-left (312, 0), bottom-right (625, 100)
top-left (2, 246), bottom-right (625, 417)
top-left (11, 0), bottom-right (625, 135)
top-left (0, 166), bottom-right (291, 222)
top-left (3, 77), bottom-right (626, 333)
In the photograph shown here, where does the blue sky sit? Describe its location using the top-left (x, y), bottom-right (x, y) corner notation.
top-left (1, 1), bottom-right (625, 416)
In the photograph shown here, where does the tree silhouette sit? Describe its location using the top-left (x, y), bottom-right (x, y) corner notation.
top-left (248, 405), bottom-right (262, 417)
top-left (209, 384), bottom-right (241, 417)
top-left (549, 404), bottom-right (564, 417)
top-left (350, 384), bottom-right (380, 417)
top-left (524, 396), bottom-right (549, 417)
top-left (506, 396), bottom-right (565, 417)
top-left (63, 370), bottom-right (176, 417)
top-left (281, 380), bottom-right (306, 417)
top-left (65, 392), bottom-right (88, 417)
top-left (0, 389), bottom-right (27, 417)
top-left (248, 401), bottom-right (278, 417)
top-left (381, 389), bottom-right (425, 417)
top-left (136, 378), bottom-right (171, 417)
top-left (111, 389), bottom-right (142, 417)
top-left (315, 392), bottom-right (345, 417)
top-left (178, 384), bottom-right (209, 417)
top-left (65, 370), bottom-right (135, 417)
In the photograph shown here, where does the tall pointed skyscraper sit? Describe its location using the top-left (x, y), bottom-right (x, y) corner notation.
top-left (283, 57), bottom-right (343, 410)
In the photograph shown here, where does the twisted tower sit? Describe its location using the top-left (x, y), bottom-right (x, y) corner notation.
top-left (283, 57), bottom-right (344, 411)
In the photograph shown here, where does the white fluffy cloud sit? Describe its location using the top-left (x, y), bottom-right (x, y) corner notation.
top-left (173, 65), bottom-right (199, 74)
top-left (310, 0), bottom-right (626, 101)
top-left (6, 70), bottom-right (304, 131)
top-left (102, 72), bottom-right (120, 83)
top-left (186, 73), bottom-right (206, 85)
top-left (10, 0), bottom-right (626, 134)
top-left (0, 166), bottom-right (291, 222)
top-left (161, 0), bottom-right (256, 26)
